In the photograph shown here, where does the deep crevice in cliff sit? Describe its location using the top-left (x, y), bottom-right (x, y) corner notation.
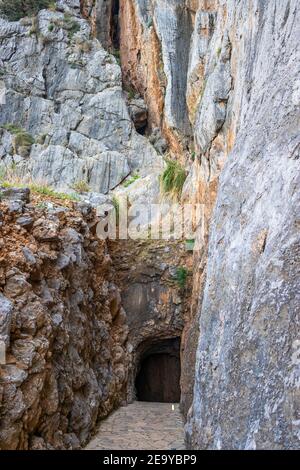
top-left (111, 0), bottom-right (120, 50)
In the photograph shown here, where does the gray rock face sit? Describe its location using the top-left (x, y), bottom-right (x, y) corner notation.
top-left (0, 7), bottom-right (162, 194)
top-left (0, 293), bottom-right (13, 347)
top-left (154, 0), bottom-right (192, 138)
top-left (0, 187), bottom-right (30, 203)
top-left (127, 97), bottom-right (148, 132)
top-left (186, 0), bottom-right (300, 450)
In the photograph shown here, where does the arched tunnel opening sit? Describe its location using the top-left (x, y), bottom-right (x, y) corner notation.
top-left (135, 338), bottom-right (181, 403)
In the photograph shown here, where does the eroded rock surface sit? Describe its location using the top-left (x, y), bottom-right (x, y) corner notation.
top-left (0, 189), bottom-right (129, 449)
top-left (186, 0), bottom-right (300, 449)
top-left (0, 1), bottom-right (163, 195)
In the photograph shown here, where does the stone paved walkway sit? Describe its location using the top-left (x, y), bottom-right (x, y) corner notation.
top-left (86, 402), bottom-right (185, 450)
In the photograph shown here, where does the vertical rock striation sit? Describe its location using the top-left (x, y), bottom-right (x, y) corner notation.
top-left (186, 0), bottom-right (300, 449)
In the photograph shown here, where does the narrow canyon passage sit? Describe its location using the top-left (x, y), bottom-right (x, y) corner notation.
top-left (86, 402), bottom-right (185, 450)
top-left (86, 338), bottom-right (184, 449)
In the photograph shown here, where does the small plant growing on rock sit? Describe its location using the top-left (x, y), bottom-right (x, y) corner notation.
top-left (126, 87), bottom-right (136, 101)
top-left (146, 17), bottom-right (153, 28)
top-left (185, 239), bottom-right (195, 251)
top-left (2, 123), bottom-right (35, 156)
top-left (36, 133), bottom-right (48, 145)
top-left (72, 180), bottom-right (91, 194)
top-left (175, 266), bottom-right (188, 289)
top-left (160, 159), bottom-right (187, 201)
top-left (76, 39), bottom-right (93, 53)
top-left (63, 13), bottom-right (80, 39)
top-left (112, 196), bottom-right (120, 224)
top-left (123, 173), bottom-right (140, 188)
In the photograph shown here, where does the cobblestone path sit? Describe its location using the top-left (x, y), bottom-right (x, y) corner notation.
top-left (86, 402), bottom-right (185, 450)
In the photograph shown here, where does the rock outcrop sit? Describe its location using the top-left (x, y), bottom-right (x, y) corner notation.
top-left (0, 188), bottom-right (129, 449)
top-left (0, 1), bottom-right (163, 195)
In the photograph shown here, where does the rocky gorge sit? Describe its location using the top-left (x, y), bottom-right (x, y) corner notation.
top-left (0, 0), bottom-right (299, 450)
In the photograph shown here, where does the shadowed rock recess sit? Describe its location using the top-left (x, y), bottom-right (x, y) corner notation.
top-left (0, 0), bottom-right (299, 450)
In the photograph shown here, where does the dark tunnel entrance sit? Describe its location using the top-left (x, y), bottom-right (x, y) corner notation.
top-left (135, 338), bottom-right (181, 403)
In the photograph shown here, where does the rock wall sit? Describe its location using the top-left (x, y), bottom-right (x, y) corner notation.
top-left (0, 1), bottom-right (163, 196)
top-left (108, 238), bottom-right (193, 402)
top-left (186, 0), bottom-right (300, 449)
top-left (0, 188), bottom-right (129, 449)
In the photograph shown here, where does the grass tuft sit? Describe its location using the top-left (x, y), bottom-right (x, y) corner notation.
top-left (71, 180), bottom-right (91, 194)
top-left (0, 177), bottom-right (79, 202)
top-left (123, 173), bottom-right (140, 188)
top-left (160, 159), bottom-right (187, 201)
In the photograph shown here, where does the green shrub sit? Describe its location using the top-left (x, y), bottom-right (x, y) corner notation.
top-left (160, 159), bottom-right (187, 200)
top-left (0, 0), bottom-right (52, 22)
top-left (175, 267), bottom-right (188, 289)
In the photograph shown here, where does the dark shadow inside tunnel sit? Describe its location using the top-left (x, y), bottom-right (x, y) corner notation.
top-left (135, 337), bottom-right (181, 403)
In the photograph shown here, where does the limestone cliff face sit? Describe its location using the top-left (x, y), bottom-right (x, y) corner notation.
top-left (0, 1), bottom-right (163, 196)
top-left (185, 0), bottom-right (300, 449)
top-left (0, 189), bottom-right (129, 449)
